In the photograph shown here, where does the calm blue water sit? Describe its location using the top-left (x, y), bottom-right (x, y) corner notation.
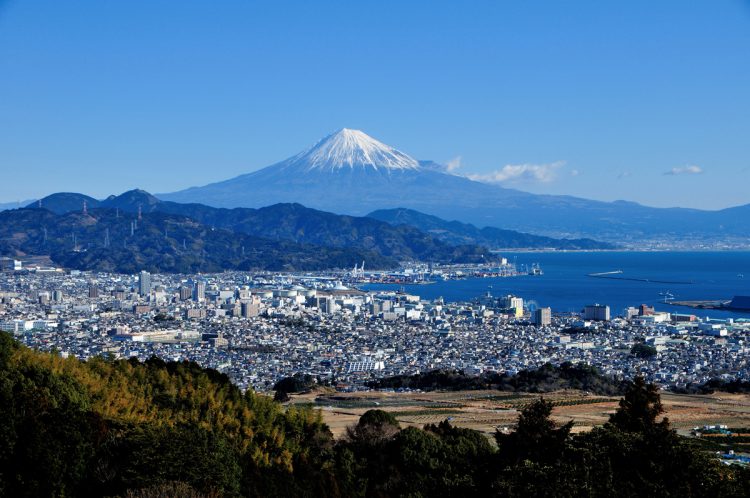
top-left (362, 251), bottom-right (750, 320)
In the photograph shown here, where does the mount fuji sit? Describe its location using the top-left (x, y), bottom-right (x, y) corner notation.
top-left (159, 129), bottom-right (749, 244)
top-left (281, 128), bottom-right (421, 172)
top-left (159, 127), bottom-right (512, 217)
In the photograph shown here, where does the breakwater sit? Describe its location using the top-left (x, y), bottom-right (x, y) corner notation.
top-left (587, 271), bottom-right (693, 285)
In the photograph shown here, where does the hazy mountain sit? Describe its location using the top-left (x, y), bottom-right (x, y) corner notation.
top-left (0, 199), bottom-right (36, 212)
top-left (368, 208), bottom-right (617, 250)
top-left (0, 207), bottom-right (395, 273)
top-left (158, 129), bottom-right (749, 243)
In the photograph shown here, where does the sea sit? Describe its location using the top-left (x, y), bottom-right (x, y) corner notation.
top-left (361, 251), bottom-right (750, 320)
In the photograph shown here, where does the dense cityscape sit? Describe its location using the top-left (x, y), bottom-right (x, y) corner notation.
top-left (2, 2), bottom-right (750, 494)
top-left (3, 257), bottom-right (748, 393)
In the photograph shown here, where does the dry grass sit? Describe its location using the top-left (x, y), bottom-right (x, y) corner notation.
top-left (289, 390), bottom-right (750, 439)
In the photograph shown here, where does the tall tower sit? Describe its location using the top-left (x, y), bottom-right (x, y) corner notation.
top-left (138, 270), bottom-right (151, 297)
top-left (179, 286), bottom-right (192, 301)
top-left (193, 280), bottom-right (206, 302)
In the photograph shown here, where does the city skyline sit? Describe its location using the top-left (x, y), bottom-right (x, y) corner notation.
top-left (1, 1), bottom-right (749, 209)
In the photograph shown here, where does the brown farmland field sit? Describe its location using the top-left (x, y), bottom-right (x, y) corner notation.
top-left (289, 389), bottom-right (750, 439)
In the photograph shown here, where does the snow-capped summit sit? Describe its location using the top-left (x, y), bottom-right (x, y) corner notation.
top-left (287, 128), bottom-right (420, 172)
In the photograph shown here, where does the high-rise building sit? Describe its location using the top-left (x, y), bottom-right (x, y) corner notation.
top-left (533, 307), bottom-right (552, 326)
top-left (500, 295), bottom-right (524, 317)
top-left (88, 284), bottom-right (99, 299)
top-left (185, 308), bottom-right (206, 319)
top-left (138, 271), bottom-right (151, 297)
top-left (583, 304), bottom-right (610, 321)
top-left (623, 307), bottom-right (639, 319)
top-left (38, 291), bottom-right (50, 305)
top-left (179, 286), bottom-right (192, 301)
top-left (240, 299), bottom-right (260, 318)
top-left (193, 280), bottom-right (206, 302)
top-left (209, 331), bottom-right (228, 348)
top-left (639, 304), bottom-right (655, 316)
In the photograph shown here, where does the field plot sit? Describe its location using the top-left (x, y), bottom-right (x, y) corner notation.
top-left (291, 390), bottom-right (750, 439)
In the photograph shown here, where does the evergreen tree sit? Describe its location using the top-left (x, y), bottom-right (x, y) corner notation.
top-left (496, 398), bottom-right (572, 465)
top-left (608, 376), bottom-right (668, 433)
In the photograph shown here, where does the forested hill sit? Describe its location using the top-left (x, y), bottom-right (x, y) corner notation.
top-left (0, 331), bottom-right (333, 497)
top-left (26, 189), bottom-right (492, 266)
top-left (2, 333), bottom-right (750, 497)
top-left (0, 207), bottom-right (395, 273)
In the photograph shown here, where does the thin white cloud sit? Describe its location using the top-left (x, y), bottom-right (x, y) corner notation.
top-left (467, 161), bottom-right (566, 184)
top-left (570, 169), bottom-right (581, 177)
top-left (664, 165), bottom-right (703, 176)
top-left (617, 171), bottom-right (632, 179)
top-left (445, 156), bottom-right (462, 172)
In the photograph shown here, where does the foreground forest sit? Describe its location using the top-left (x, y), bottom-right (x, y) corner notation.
top-left (1, 332), bottom-right (749, 497)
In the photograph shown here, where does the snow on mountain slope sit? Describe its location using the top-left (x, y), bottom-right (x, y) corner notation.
top-left (283, 128), bottom-right (420, 172)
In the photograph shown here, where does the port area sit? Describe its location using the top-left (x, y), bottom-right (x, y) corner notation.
top-left (351, 261), bottom-right (542, 285)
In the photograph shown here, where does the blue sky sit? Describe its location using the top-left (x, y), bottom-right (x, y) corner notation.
top-left (1, 1), bottom-right (748, 209)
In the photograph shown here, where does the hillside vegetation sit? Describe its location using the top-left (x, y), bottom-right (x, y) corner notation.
top-left (26, 190), bottom-right (492, 266)
top-left (0, 208), bottom-right (395, 273)
top-left (368, 362), bottom-right (630, 396)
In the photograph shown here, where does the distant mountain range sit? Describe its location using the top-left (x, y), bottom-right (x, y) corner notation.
top-left (0, 189), bottom-right (614, 273)
top-left (0, 199), bottom-right (36, 212)
top-left (368, 208), bottom-right (617, 250)
top-left (158, 129), bottom-right (750, 244)
top-left (32, 189), bottom-right (613, 252)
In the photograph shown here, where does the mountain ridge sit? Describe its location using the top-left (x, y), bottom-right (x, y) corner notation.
top-left (0, 207), bottom-right (397, 273)
top-left (28, 189), bottom-right (615, 252)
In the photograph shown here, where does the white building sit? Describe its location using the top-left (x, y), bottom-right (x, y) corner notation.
top-left (533, 307), bottom-right (552, 326)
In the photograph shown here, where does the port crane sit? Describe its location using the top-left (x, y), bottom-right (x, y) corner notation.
top-left (351, 261), bottom-right (366, 279)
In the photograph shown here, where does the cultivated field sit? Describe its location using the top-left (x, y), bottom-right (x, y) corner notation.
top-left (290, 389), bottom-right (750, 439)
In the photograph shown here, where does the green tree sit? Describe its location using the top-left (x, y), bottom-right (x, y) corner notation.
top-left (496, 398), bottom-right (572, 465)
top-left (630, 343), bottom-right (657, 359)
top-left (608, 376), bottom-right (668, 433)
top-left (345, 409), bottom-right (401, 447)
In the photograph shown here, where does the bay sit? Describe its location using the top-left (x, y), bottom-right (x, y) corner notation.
top-left (361, 251), bottom-right (750, 320)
